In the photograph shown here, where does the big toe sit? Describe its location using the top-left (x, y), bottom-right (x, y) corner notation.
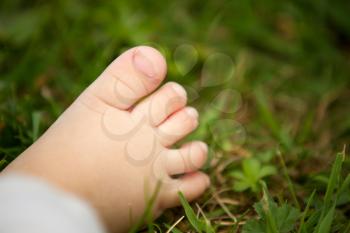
top-left (86, 46), bottom-right (167, 110)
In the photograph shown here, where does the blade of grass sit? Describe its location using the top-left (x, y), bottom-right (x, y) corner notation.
top-left (254, 88), bottom-right (280, 137)
top-left (31, 111), bottom-right (41, 142)
top-left (314, 152), bottom-right (344, 233)
top-left (165, 216), bottom-right (185, 233)
top-left (305, 210), bottom-right (321, 232)
top-left (212, 190), bottom-right (237, 223)
top-left (0, 159), bottom-right (7, 170)
top-left (195, 203), bottom-right (215, 233)
top-left (261, 182), bottom-right (279, 233)
top-left (164, 224), bottom-right (183, 233)
top-left (322, 153), bottom-right (344, 212)
top-left (128, 181), bottom-right (162, 233)
top-left (316, 203), bottom-right (336, 233)
top-left (230, 210), bottom-right (250, 233)
top-left (178, 191), bottom-right (204, 233)
top-left (254, 88), bottom-right (292, 149)
top-left (337, 173), bottom-right (350, 196)
top-left (277, 150), bottom-right (300, 209)
top-left (298, 190), bottom-right (316, 233)
top-left (344, 221), bottom-right (350, 233)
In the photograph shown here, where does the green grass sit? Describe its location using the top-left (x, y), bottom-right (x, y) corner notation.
top-left (1, 0), bottom-right (350, 232)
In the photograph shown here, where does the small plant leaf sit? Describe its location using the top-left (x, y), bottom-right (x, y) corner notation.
top-left (242, 187), bottom-right (300, 233)
top-left (230, 158), bottom-right (276, 193)
top-left (230, 171), bottom-right (245, 180)
top-left (242, 158), bottom-right (261, 181)
top-left (242, 220), bottom-right (265, 233)
top-left (258, 165), bottom-right (277, 178)
top-left (233, 180), bottom-right (251, 192)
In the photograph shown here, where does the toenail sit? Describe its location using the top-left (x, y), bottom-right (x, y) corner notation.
top-left (171, 83), bottom-right (187, 97)
top-left (133, 49), bottom-right (157, 78)
top-left (198, 142), bottom-right (208, 153)
top-left (185, 107), bottom-right (198, 118)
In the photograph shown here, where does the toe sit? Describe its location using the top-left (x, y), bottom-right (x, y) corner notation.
top-left (131, 82), bottom-right (187, 126)
top-left (87, 46), bottom-right (167, 110)
top-left (165, 141), bottom-right (208, 175)
top-left (157, 107), bottom-right (199, 147)
top-left (160, 172), bottom-right (210, 209)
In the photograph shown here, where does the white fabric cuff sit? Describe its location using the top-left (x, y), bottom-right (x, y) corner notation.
top-left (0, 174), bottom-right (106, 233)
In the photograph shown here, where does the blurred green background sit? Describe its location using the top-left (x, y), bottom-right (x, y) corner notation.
top-left (1, 0), bottom-right (350, 231)
top-left (1, 0), bottom-right (349, 162)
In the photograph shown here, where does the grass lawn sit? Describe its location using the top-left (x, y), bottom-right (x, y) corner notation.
top-left (1, 0), bottom-right (350, 232)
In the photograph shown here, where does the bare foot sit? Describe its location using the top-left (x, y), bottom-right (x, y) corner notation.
top-left (3, 46), bottom-right (210, 232)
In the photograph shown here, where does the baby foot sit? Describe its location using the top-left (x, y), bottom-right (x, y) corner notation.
top-left (3, 46), bottom-right (210, 232)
